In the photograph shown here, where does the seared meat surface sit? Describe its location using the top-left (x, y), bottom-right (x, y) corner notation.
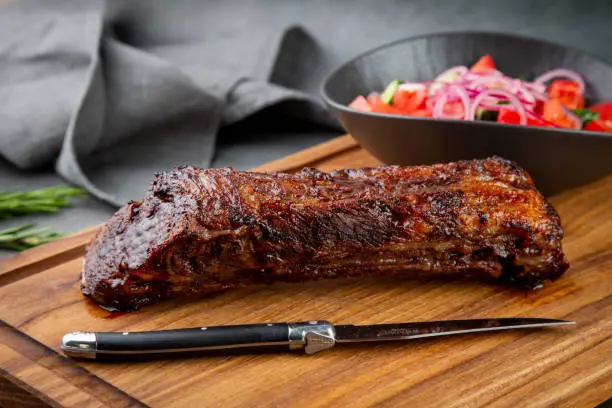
top-left (82, 157), bottom-right (569, 310)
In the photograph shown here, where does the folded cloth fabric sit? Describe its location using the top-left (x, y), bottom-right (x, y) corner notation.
top-left (2, 0), bottom-right (610, 207)
top-left (0, 0), bottom-right (338, 206)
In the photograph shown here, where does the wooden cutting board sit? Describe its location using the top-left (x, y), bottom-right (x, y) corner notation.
top-left (1, 135), bottom-right (611, 408)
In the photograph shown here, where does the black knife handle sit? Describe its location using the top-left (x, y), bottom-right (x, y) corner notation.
top-left (60, 321), bottom-right (336, 359)
top-left (97, 323), bottom-right (290, 353)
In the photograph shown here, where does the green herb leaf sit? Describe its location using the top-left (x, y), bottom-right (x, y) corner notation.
top-left (0, 185), bottom-right (87, 250)
top-left (571, 108), bottom-right (600, 125)
top-left (380, 80), bottom-right (401, 104)
top-left (0, 185), bottom-right (87, 220)
top-left (0, 223), bottom-right (63, 250)
top-left (517, 75), bottom-right (527, 81)
top-left (497, 100), bottom-right (510, 105)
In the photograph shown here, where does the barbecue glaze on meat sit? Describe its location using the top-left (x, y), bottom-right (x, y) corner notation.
top-left (82, 157), bottom-right (569, 310)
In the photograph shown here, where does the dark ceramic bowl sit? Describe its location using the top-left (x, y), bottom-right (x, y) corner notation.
top-left (322, 31), bottom-right (612, 196)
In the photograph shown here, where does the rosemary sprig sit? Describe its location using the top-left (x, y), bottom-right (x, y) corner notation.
top-left (0, 185), bottom-right (87, 250)
top-left (0, 186), bottom-right (87, 219)
top-left (0, 224), bottom-right (62, 251)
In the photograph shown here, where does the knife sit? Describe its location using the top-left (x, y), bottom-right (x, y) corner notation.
top-left (60, 318), bottom-right (574, 360)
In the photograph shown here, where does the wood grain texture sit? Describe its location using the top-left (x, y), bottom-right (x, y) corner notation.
top-left (0, 227), bottom-right (98, 286)
top-left (0, 373), bottom-right (54, 408)
top-left (0, 321), bottom-right (147, 408)
top-left (250, 134), bottom-right (360, 173)
top-left (0, 135), bottom-right (611, 408)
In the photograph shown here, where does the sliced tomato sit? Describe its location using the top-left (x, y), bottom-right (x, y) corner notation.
top-left (498, 107), bottom-right (555, 128)
top-left (393, 84), bottom-right (427, 113)
top-left (542, 99), bottom-right (576, 129)
top-left (588, 101), bottom-right (612, 121)
top-left (470, 54), bottom-right (496, 72)
top-left (367, 93), bottom-right (401, 114)
top-left (584, 119), bottom-right (612, 132)
top-left (532, 99), bottom-right (545, 116)
top-left (366, 92), bottom-right (380, 105)
top-left (584, 119), bottom-right (605, 132)
top-left (409, 109), bottom-right (432, 118)
top-left (497, 108), bottom-right (521, 125)
top-left (527, 115), bottom-right (552, 128)
top-left (547, 80), bottom-right (584, 109)
top-left (348, 95), bottom-right (372, 112)
top-left (435, 100), bottom-right (466, 118)
top-left (599, 120), bottom-right (612, 131)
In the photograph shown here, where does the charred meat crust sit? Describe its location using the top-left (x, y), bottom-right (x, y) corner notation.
top-left (82, 156), bottom-right (569, 310)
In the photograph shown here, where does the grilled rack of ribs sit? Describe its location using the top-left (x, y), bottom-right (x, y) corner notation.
top-left (82, 156), bottom-right (569, 310)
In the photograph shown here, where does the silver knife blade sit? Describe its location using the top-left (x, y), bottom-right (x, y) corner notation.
top-left (333, 318), bottom-right (574, 343)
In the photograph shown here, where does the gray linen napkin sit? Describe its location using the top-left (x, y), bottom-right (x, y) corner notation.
top-left (0, 0), bottom-right (337, 206)
top-left (2, 0), bottom-right (611, 208)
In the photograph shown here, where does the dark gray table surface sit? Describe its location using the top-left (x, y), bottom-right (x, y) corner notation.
top-left (2, 0), bottom-right (612, 259)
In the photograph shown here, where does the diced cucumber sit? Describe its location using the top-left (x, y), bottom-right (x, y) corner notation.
top-left (380, 80), bottom-right (401, 104)
top-left (476, 108), bottom-right (498, 121)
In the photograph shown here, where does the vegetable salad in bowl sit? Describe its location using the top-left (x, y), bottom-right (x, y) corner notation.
top-left (349, 54), bottom-right (612, 132)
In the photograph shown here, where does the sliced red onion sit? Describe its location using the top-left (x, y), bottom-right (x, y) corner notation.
top-left (426, 98), bottom-right (436, 111)
top-left (428, 82), bottom-right (448, 97)
top-left (468, 88), bottom-right (527, 123)
top-left (434, 66), bottom-right (468, 83)
top-left (525, 110), bottom-right (563, 128)
top-left (514, 85), bottom-right (536, 105)
top-left (432, 85), bottom-right (471, 120)
top-left (466, 86), bottom-right (534, 107)
top-left (523, 84), bottom-right (549, 102)
top-left (525, 82), bottom-right (546, 94)
top-left (430, 82), bottom-right (470, 101)
top-left (468, 75), bottom-right (515, 91)
top-left (452, 85), bottom-right (472, 120)
top-left (463, 69), bottom-right (503, 80)
top-left (482, 97), bottom-right (506, 106)
top-left (430, 66), bottom-right (469, 97)
top-left (433, 95), bottom-right (450, 118)
top-left (564, 108), bottom-right (583, 130)
top-left (533, 68), bottom-right (585, 93)
top-left (510, 79), bottom-right (521, 93)
top-left (397, 83), bottom-right (428, 92)
top-left (520, 82), bottom-right (549, 101)
top-left (479, 104), bottom-right (503, 111)
top-left (422, 80), bottom-right (467, 86)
